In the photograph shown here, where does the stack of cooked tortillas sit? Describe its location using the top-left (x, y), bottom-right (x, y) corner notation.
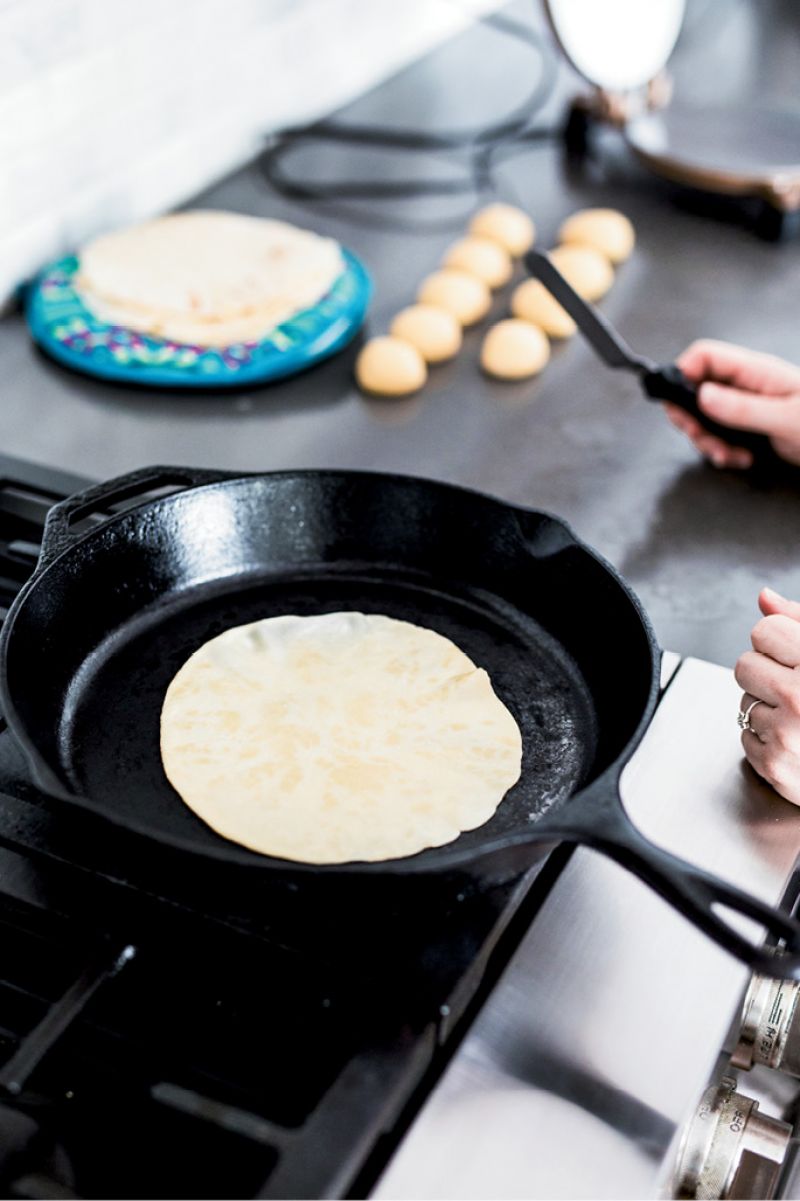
top-left (160, 612), bottom-right (522, 865)
top-left (76, 211), bottom-right (344, 347)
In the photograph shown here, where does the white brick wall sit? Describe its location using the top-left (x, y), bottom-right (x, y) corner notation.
top-left (0, 0), bottom-right (499, 305)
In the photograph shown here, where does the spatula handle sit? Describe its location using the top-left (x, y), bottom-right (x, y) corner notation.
top-left (642, 364), bottom-right (777, 461)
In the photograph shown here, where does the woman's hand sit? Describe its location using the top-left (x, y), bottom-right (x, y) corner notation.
top-left (665, 339), bottom-right (800, 470)
top-left (735, 587), bottom-right (800, 804)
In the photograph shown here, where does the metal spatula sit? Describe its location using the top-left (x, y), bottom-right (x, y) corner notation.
top-left (525, 250), bottom-right (773, 462)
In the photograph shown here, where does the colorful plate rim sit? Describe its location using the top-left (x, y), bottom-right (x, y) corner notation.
top-left (25, 248), bottom-right (372, 389)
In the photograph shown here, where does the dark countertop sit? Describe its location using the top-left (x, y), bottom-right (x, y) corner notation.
top-left (2, 2), bottom-right (800, 668)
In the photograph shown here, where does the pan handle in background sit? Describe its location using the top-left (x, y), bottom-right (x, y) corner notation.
top-left (37, 464), bottom-right (245, 569)
top-left (641, 364), bottom-right (778, 464)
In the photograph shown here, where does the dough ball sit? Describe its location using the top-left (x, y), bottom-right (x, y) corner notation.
top-left (511, 279), bottom-right (576, 339)
top-left (442, 236), bottom-right (513, 289)
top-left (355, 336), bottom-right (427, 397)
top-left (417, 269), bottom-right (491, 327)
top-left (389, 305), bottom-right (462, 363)
top-left (558, 208), bottom-right (635, 264)
top-left (468, 203), bottom-right (535, 257)
top-left (548, 245), bottom-right (614, 302)
top-left (480, 319), bottom-right (550, 380)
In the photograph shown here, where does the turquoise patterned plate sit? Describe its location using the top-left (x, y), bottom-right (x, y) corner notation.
top-left (25, 248), bottom-right (371, 389)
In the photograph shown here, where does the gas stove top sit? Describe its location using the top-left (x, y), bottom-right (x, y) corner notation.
top-left (0, 455), bottom-right (569, 1199)
top-left (1, 455), bottom-right (800, 1201)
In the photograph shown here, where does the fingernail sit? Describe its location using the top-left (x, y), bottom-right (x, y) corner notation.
top-left (763, 586), bottom-right (786, 603)
top-left (710, 450), bottom-right (727, 467)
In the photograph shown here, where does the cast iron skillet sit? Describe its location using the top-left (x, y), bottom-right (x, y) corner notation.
top-left (2, 465), bottom-right (799, 977)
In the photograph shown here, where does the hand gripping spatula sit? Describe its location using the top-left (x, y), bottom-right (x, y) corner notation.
top-left (525, 250), bottom-right (773, 463)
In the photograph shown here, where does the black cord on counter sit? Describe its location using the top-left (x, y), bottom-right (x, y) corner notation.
top-left (259, 8), bottom-right (560, 220)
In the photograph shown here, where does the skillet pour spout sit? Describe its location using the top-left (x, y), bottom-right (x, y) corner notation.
top-left (1, 464), bottom-right (798, 977)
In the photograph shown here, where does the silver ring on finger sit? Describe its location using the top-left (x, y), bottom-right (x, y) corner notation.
top-left (738, 698), bottom-right (765, 733)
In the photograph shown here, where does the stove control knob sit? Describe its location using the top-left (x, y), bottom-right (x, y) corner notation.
top-left (731, 972), bottom-right (800, 1075)
top-left (674, 1076), bottom-right (791, 1200)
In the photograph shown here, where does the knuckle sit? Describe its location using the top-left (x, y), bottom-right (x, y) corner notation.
top-left (773, 723), bottom-right (795, 752)
top-left (752, 614), bottom-right (797, 651)
top-left (781, 687), bottom-right (800, 718)
top-left (751, 617), bottom-right (772, 649)
top-left (759, 739), bottom-right (800, 795)
top-left (734, 653), bottom-right (755, 688)
top-left (762, 752), bottom-right (787, 788)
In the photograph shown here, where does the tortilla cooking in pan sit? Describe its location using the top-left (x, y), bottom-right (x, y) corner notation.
top-left (160, 612), bottom-right (523, 864)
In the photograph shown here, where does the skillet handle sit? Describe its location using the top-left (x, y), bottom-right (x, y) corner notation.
top-left (563, 777), bottom-right (800, 980)
top-left (39, 465), bottom-right (243, 568)
top-left (642, 364), bottom-right (778, 464)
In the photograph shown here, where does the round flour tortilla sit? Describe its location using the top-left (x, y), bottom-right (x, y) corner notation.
top-left (160, 612), bottom-right (522, 864)
top-left (75, 211), bottom-right (343, 347)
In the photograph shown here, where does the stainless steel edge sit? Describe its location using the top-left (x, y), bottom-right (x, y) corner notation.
top-left (373, 658), bottom-right (800, 1200)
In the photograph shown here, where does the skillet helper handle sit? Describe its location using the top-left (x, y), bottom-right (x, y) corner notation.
top-left (39, 465), bottom-right (241, 568)
top-left (568, 784), bottom-right (800, 980)
top-left (642, 363), bottom-right (777, 462)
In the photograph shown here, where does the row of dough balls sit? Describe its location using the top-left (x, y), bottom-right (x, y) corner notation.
top-left (482, 210), bottom-right (633, 380)
top-left (354, 205), bottom-right (634, 394)
top-left (355, 204), bottom-right (532, 396)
